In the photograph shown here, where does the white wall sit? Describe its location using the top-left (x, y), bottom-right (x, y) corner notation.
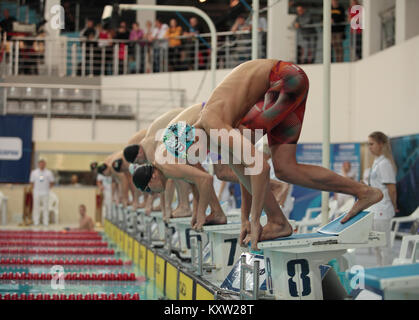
top-left (267, 0), bottom-right (296, 61)
top-left (33, 118), bottom-right (138, 144)
top-left (33, 35), bottom-right (419, 146)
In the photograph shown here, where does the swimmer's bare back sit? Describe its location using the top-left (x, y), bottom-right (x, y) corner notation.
top-left (199, 59), bottom-right (278, 127)
top-left (141, 108), bottom-right (184, 163)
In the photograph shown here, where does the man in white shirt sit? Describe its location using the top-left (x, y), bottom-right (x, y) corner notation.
top-left (150, 18), bottom-right (169, 72)
top-left (30, 159), bottom-right (55, 226)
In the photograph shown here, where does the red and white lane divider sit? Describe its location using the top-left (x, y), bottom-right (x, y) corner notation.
top-left (0, 248), bottom-right (114, 255)
top-left (0, 241), bottom-right (108, 247)
top-left (0, 292), bottom-right (140, 300)
top-left (0, 235), bottom-right (102, 241)
top-left (0, 258), bottom-right (131, 266)
top-left (0, 272), bottom-right (138, 281)
top-left (0, 231), bottom-right (98, 235)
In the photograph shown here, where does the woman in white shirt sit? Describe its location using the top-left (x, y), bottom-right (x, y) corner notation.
top-left (367, 131), bottom-right (398, 266)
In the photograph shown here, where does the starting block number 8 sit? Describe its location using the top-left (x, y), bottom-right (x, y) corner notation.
top-left (287, 259), bottom-right (311, 297)
top-left (266, 258), bottom-right (312, 298)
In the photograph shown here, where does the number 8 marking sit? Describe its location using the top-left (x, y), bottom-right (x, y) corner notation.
top-left (287, 259), bottom-right (311, 297)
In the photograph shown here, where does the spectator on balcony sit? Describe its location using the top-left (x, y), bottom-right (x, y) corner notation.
top-left (130, 22), bottom-right (144, 42)
top-left (183, 17), bottom-right (205, 71)
top-left (294, 5), bottom-right (316, 64)
top-left (165, 18), bottom-right (183, 72)
top-left (331, 0), bottom-right (346, 62)
top-left (231, 14), bottom-right (251, 34)
top-left (62, 1), bottom-right (76, 32)
top-left (230, 14), bottom-right (251, 64)
top-left (0, 9), bottom-right (17, 40)
top-left (257, 11), bottom-right (268, 58)
top-left (348, 0), bottom-right (363, 61)
top-left (143, 20), bottom-right (154, 73)
top-left (128, 22), bottom-right (145, 73)
top-left (150, 18), bottom-right (169, 72)
top-left (115, 21), bottom-right (130, 74)
top-left (97, 24), bottom-right (113, 75)
top-left (80, 19), bottom-right (97, 40)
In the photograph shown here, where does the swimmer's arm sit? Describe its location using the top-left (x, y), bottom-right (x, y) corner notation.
top-left (161, 163), bottom-right (213, 215)
top-left (126, 173), bottom-right (140, 208)
top-left (119, 174), bottom-right (130, 207)
top-left (161, 163), bottom-right (213, 189)
top-left (145, 193), bottom-right (154, 215)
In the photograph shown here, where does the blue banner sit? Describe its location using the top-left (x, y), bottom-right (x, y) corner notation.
top-left (390, 134), bottom-right (419, 217)
top-left (291, 143), bottom-right (361, 221)
top-left (0, 115), bottom-right (33, 183)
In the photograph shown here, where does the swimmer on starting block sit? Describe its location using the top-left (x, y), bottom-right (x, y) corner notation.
top-left (126, 105), bottom-right (228, 229)
top-left (160, 103), bottom-right (300, 232)
top-left (111, 128), bottom-right (148, 210)
top-left (123, 109), bottom-right (197, 220)
top-left (165, 59), bottom-right (383, 250)
top-left (97, 151), bottom-right (133, 207)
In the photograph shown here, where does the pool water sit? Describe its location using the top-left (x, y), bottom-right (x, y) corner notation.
top-left (0, 231), bottom-right (164, 300)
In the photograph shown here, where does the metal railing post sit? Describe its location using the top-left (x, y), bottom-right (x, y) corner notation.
top-left (47, 88), bottom-right (52, 139)
top-left (239, 255), bottom-right (260, 300)
top-left (89, 44), bottom-right (94, 76)
top-left (225, 35), bottom-right (230, 68)
top-left (113, 44), bottom-right (118, 75)
top-left (101, 47), bottom-right (105, 75)
top-left (194, 38), bottom-right (199, 70)
top-left (14, 41), bottom-right (19, 75)
top-left (135, 43), bottom-right (140, 73)
top-left (71, 43), bottom-right (77, 76)
top-left (91, 89), bottom-right (97, 140)
top-left (123, 45), bottom-right (128, 74)
top-left (164, 47), bottom-right (168, 72)
top-left (81, 41), bottom-right (86, 76)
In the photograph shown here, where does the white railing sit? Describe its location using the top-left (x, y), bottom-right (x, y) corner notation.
top-left (0, 30), bottom-right (267, 77)
top-left (0, 82), bottom-right (186, 139)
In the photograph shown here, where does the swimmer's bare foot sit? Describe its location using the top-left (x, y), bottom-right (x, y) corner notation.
top-left (240, 220), bottom-right (251, 248)
top-left (260, 221), bottom-right (293, 242)
top-left (192, 213), bottom-right (206, 231)
top-left (341, 187), bottom-right (383, 224)
top-left (244, 221), bottom-right (263, 251)
top-left (171, 206), bottom-right (192, 218)
top-left (204, 211), bottom-right (227, 226)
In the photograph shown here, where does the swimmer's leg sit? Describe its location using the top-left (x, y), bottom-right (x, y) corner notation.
top-left (171, 180), bottom-right (192, 218)
top-left (270, 144), bottom-right (383, 224)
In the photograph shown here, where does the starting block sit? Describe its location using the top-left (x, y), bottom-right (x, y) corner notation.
top-left (258, 211), bottom-right (386, 300)
top-left (348, 263), bottom-right (419, 300)
top-left (143, 212), bottom-right (165, 246)
top-left (169, 210), bottom-right (242, 259)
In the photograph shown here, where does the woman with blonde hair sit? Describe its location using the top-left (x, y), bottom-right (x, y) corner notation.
top-left (367, 131), bottom-right (398, 266)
